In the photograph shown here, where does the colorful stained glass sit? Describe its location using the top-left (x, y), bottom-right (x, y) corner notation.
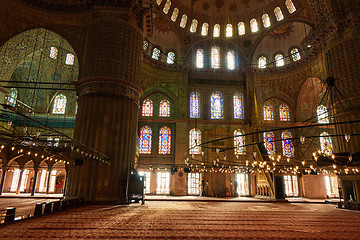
top-left (227, 50), bottom-right (235, 70)
top-left (65, 53), bottom-right (74, 65)
top-left (226, 24), bottom-right (233, 37)
top-left (320, 132), bottom-right (333, 156)
top-left (159, 126), bottom-right (171, 154)
top-left (211, 46), bottom-right (220, 69)
top-left (263, 104), bottom-right (274, 121)
top-left (163, 0), bottom-right (171, 14)
top-left (180, 14), bottom-right (188, 28)
top-left (49, 47), bottom-right (58, 59)
top-left (234, 130), bottom-right (245, 155)
top-left (152, 48), bottom-right (160, 60)
top-left (211, 91), bottom-right (224, 119)
top-left (159, 99), bottom-right (170, 117)
top-left (213, 24), bottom-right (220, 37)
top-left (7, 88), bottom-right (17, 107)
top-left (142, 99), bottom-right (153, 117)
top-left (250, 19), bottom-right (258, 33)
top-left (317, 105), bottom-right (329, 123)
top-left (201, 23), bottom-right (209, 36)
top-left (196, 49), bottom-right (204, 68)
top-left (189, 128), bottom-right (201, 154)
top-left (140, 126), bottom-right (152, 154)
top-left (262, 14), bottom-right (271, 28)
top-left (282, 131), bottom-right (294, 157)
top-left (275, 54), bottom-right (284, 67)
top-left (190, 19), bottom-right (198, 33)
top-left (274, 7), bottom-right (284, 21)
top-left (291, 48), bottom-right (301, 61)
top-left (286, 0), bottom-right (296, 14)
top-left (238, 22), bottom-right (245, 35)
top-left (171, 8), bottom-right (179, 22)
top-left (167, 52), bottom-right (175, 64)
top-left (190, 91), bottom-right (200, 118)
top-left (52, 94), bottom-right (66, 114)
top-left (279, 104), bottom-right (290, 121)
top-left (259, 56), bottom-right (267, 68)
top-left (264, 131), bottom-right (276, 155)
top-left (233, 93), bottom-right (243, 119)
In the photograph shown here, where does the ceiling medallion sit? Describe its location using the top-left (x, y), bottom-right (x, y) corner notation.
top-left (268, 23), bottom-right (295, 40)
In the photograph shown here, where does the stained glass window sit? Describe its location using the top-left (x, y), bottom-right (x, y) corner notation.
top-left (189, 128), bottom-right (201, 154)
top-left (159, 99), bottom-right (170, 117)
top-left (142, 99), bottom-right (153, 117)
top-left (226, 24), bottom-right (233, 37)
top-left (233, 93), bottom-right (243, 119)
top-left (210, 91), bottom-right (224, 119)
top-left (213, 24), bottom-right (220, 37)
top-left (211, 46), bottom-right (220, 69)
top-left (317, 105), bottom-right (329, 123)
top-left (156, 0), bottom-right (162, 5)
top-left (180, 14), bottom-right (188, 28)
top-left (152, 48), bottom-right (160, 60)
top-left (279, 104), bottom-right (290, 121)
top-left (7, 88), bottom-right (17, 107)
top-left (263, 104), bottom-right (274, 121)
top-left (163, 0), bottom-right (171, 14)
top-left (274, 7), bottom-right (284, 21)
top-left (190, 19), bottom-right (198, 33)
top-left (190, 91), bottom-right (200, 118)
top-left (250, 19), bottom-right (258, 33)
top-left (264, 131), bottom-right (276, 155)
top-left (275, 54), bottom-right (284, 67)
top-left (227, 50), bottom-right (235, 70)
top-left (234, 130), bottom-right (245, 155)
top-left (140, 126), bottom-right (152, 154)
top-left (282, 131), bottom-right (294, 157)
top-left (238, 22), bottom-right (245, 35)
top-left (291, 48), bottom-right (301, 61)
top-left (286, 0), bottom-right (296, 14)
top-left (52, 94), bottom-right (66, 114)
top-left (171, 8), bottom-right (179, 22)
top-left (167, 52), bottom-right (175, 64)
top-left (262, 14), bottom-right (271, 28)
top-left (159, 126), bottom-right (171, 154)
top-left (143, 40), bottom-right (148, 50)
top-left (259, 56), bottom-right (267, 68)
top-left (201, 23), bottom-right (209, 36)
top-left (320, 132), bottom-right (333, 156)
top-left (65, 53), bottom-right (74, 65)
top-left (49, 47), bottom-right (58, 59)
top-left (196, 49), bottom-right (204, 68)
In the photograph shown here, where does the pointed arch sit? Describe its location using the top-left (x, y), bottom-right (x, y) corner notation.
top-left (264, 131), bottom-right (276, 155)
top-left (159, 99), bottom-right (170, 117)
top-left (189, 128), bottom-right (201, 154)
top-left (190, 91), bottom-right (200, 118)
top-left (282, 131), bottom-right (294, 157)
top-left (211, 91), bottom-right (224, 119)
top-left (263, 104), bottom-right (274, 121)
top-left (140, 126), bottom-right (152, 154)
top-left (52, 94), bottom-right (67, 114)
top-left (159, 126), bottom-right (171, 154)
top-left (234, 130), bottom-right (245, 155)
top-left (142, 99), bottom-right (153, 116)
top-left (279, 104), bottom-right (290, 121)
top-left (233, 93), bottom-right (244, 119)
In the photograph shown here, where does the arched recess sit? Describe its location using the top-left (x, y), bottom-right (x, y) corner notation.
top-left (260, 93), bottom-right (296, 122)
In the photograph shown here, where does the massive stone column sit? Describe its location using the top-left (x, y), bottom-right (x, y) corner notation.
top-left (66, 8), bottom-right (143, 202)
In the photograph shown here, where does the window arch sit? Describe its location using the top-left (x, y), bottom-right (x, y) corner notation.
top-left (167, 52), bottom-right (175, 64)
top-left (233, 93), bottom-right (244, 119)
top-left (152, 48), bottom-right (160, 60)
top-left (264, 132), bottom-right (276, 155)
top-left (163, 0), bottom-right (171, 14)
top-left (262, 14), bottom-right (271, 28)
top-left (171, 8), bottom-right (179, 22)
top-left (227, 50), bottom-right (235, 70)
top-left (213, 24), bottom-right (220, 37)
top-left (142, 99), bottom-right (153, 117)
top-left (140, 126), bottom-right (152, 154)
top-left (7, 88), bottom-right (17, 107)
top-left (238, 22), bottom-right (245, 35)
top-left (258, 56), bottom-right (267, 68)
top-left (291, 48), bottom-right (301, 61)
top-left (49, 47), bottom-right (58, 59)
top-left (286, 0), bottom-right (296, 14)
top-left (189, 128), bottom-right (201, 154)
top-left (65, 53), bottom-right (74, 65)
top-left (234, 130), bottom-right (245, 155)
top-left (52, 94), bottom-right (67, 114)
top-left (211, 46), bottom-right (220, 69)
top-left (275, 54), bottom-right (284, 67)
top-left (201, 23), bottom-right (209, 36)
top-left (320, 132), bottom-right (333, 156)
top-left (226, 24), bottom-right (233, 37)
top-left (263, 104), bottom-right (274, 121)
top-left (250, 19), bottom-right (259, 33)
top-left (282, 131), bottom-right (294, 157)
top-left (180, 14), bottom-right (188, 28)
top-left (317, 105), bottom-right (329, 123)
top-left (210, 91), bottom-right (224, 119)
top-left (274, 7), bottom-right (284, 21)
top-left (159, 99), bottom-right (170, 117)
top-left (159, 126), bottom-right (171, 154)
top-left (196, 49), bottom-right (204, 68)
top-left (279, 104), bottom-right (290, 121)
top-left (190, 91), bottom-right (200, 118)
top-left (190, 19), bottom-right (198, 33)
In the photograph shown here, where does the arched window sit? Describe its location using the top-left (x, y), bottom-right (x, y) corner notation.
top-left (279, 104), bottom-right (290, 121)
top-left (65, 53), bottom-right (74, 65)
top-left (210, 91), bottom-right (224, 119)
top-left (263, 104), bottom-right (274, 121)
top-left (167, 52), bottom-right (175, 64)
top-left (142, 99), bottom-right (153, 117)
top-left (152, 48), bottom-right (160, 60)
top-left (49, 47), bottom-right (58, 59)
top-left (7, 88), bottom-right (17, 107)
top-left (233, 93), bottom-right (243, 119)
top-left (140, 126), bottom-right (152, 154)
top-left (238, 22), bottom-right (246, 35)
top-left (52, 94), bottom-right (67, 114)
top-left (201, 23), bottom-right (209, 36)
top-left (264, 131), bottom-right (276, 155)
top-left (286, 0), bottom-right (296, 14)
top-left (262, 14), bottom-right (271, 28)
top-left (156, 0), bottom-right (162, 5)
top-left (274, 7), bottom-right (284, 21)
top-left (226, 24), bottom-right (233, 37)
top-left (227, 50), bottom-right (235, 70)
top-left (180, 14), bottom-right (188, 28)
top-left (196, 49), bottom-right (204, 68)
top-left (189, 128), bottom-right (201, 154)
top-left (163, 0), bottom-right (171, 14)
top-left (159, 99), bottom-right (170, 117)
top-left (320, 132), bottom-right (333, 156)
top-left (211, 46), bottom-right (220, 69)
top-left (282, 131), bottom-right (294, 157)
top-left (213, 24), bottom-right (220, 37)
top-left (190, 91), bottom-right (200, 118)
top-left (159, 126), bottom-right (171, 154)
top-left (250, 19), bottom-right (259, 33)
top-left (317, 105), bottom-right (329, 123)
top-left (171, 8), bottom-right (179, 22)
top-left (275, 54), bottom-right (284, 67)
top-left (143, 40), bottom-right (148, 51)
top-left (291, 48), bottom-right (301, 61)
top-left (190, 19), bottom-right (198, 33)
top-left (234, 130), bottom-right (245, 155)
top-left (258, 56), bottom-right (267, 68)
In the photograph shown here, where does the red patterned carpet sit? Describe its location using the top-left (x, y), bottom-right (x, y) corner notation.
top-left (1, 201), bottom-right (360, 239)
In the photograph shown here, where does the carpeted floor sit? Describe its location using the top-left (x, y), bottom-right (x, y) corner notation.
top-left (0, 201), bottom-right (360, 239)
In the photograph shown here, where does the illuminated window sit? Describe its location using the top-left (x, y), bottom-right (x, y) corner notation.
top-left (196, 49), bottom-right (204, 68)
top-left (49, 170), bottom-right (57, 192)
top-left (275, 54), bottom-right (284, 67)
top-left (189, 128), bottom-right (201, 154)
top-left (226, 24), bottom-right (233, 37)
top-left (210, 91), bottom-right (224, 119)
top-left (233, 93), bottom-right (243, 119)
top-left (156, 0), bottom-right (162, 5)
top-left (140, 126), bottom-right (152, 154)
top-left (180, 14), bottom-right (188, 28)
top-left (279, 104), bottom-right (290, 121)
top-left (258, 56), bottom-right (267, 68)
top-left (320, 132), bottom-right (333, 156)
top-left (171, 8), bottom-right (179, 22)
top-left (291, 48), bottom-right (301, 61)
top-left (143, 40), bottom-right (148, 50)
top-left (163, 0), bottom-right (171, 14)
top-left (264, 131), bottom-right (276, 155)
top-left (52, 94), bottom-right (66, 114)
top-left (238, 22), bottom-right (245, 35)
top-left (284, 175), bottom-right (299, 196)
top-left (19, 169), bottom-right (29, 192)
top-left (159, 99), bottom-right (170, 117)
top-left (325, 175), bottom-right (339, 198)
top-left (227, 50), bottom-right (235, 70)
top-left (274, 7), bottom-right (284, 21)
top-left (282, 131), bottom-right (294, 157)
top-left (250, 19), bottom-right (258, 33)
top-left (188, 173), bottom-right (201, 195)
top-left (190, 91), bottom-right (200, 118)
top-left (10, 168), bottom-right (20, 192)
top-left (142, 99), bottom-right (153, 117)
top-left (263, 104), bottom-right (274, 121)
top-left (211, 46), bottom-right (220, 69)
top-left (190, 19), bottom-right (198, 33)
top-left (213, 24), bottom-right (220, 37)
top-left (262, 14), bottom-right (271, 28)
top-left (138, 171), bottom-right (151, 194)
top-left (152, 48), bottom-right (160, 60)
top-left (201, 23), bottom-right (209, 36)
top-left (286, 0), bottom-right (296, 14)
top-left (159, 126), bottom-right (171, 154)
top-left (7, 88), bottom-right (17, 107)
top-left (38, 169), bottom-right (49, 192)
top-left (49, 47), bottom-right (58, 59)
top-left (65, 53), bottom-right (74, 65)
top-left (167, 52), bottom-right (175, 64)
top-left (317, 105), bottom-right (329, 123)
top-left (236, 173), bottom-right (249, 195)
top-left (234, 130), bottom-right (245, 155)
top-left (156, 172), bottom-right (170, 194)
